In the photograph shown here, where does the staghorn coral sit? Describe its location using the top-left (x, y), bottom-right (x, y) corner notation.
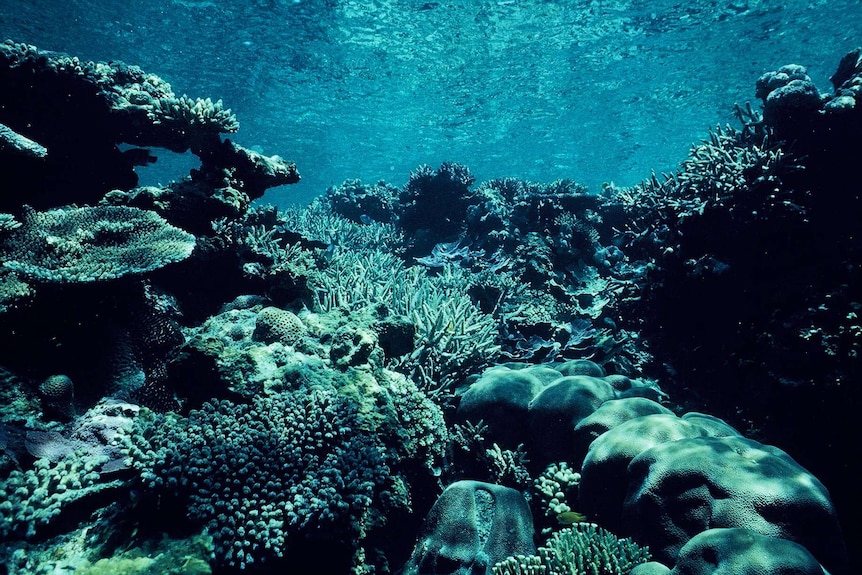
top-left (0, 122), bottom-right (47, 159)
top-left (492, 523), bottom-right (651, 575)
top-left (1, 205), bottom-right (195, 284)
top-left (283, 200), bottom-right (404, 254)
top-left (609, 124), bottom-right (792, 258)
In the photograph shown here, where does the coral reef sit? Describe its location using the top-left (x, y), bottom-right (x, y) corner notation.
top-left (130, 388), bottom-right (391, 570)
top-left (0, 40), bottom-right (858, 575)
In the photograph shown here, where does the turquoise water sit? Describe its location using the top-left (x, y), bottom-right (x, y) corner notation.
top-left (1, 2), bottom-right (861, 573)
top-left (2, 0), bottom-right (861, 204)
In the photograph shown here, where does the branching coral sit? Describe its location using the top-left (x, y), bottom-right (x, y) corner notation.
top-left (130, 388), bottom-right (391, 570)
top-left (610, 124), bottom-right (793, 252)
top-left (492, 523), bottom-right (650, 575)
top-left (0, 450), bottom-right (125, 540)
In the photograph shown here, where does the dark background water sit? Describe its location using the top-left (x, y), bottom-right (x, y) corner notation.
top-left (2, 0), bottom-right (861, 205)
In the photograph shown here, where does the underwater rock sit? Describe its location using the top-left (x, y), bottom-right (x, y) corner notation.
top-left (402, 480), bottom-right (536, 575)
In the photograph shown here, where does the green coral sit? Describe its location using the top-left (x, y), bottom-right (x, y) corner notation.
top-left (493, 523), bottom-right (650, 575)
top-left (1, 205), bottom-right (195, 283)
top-left (0, 451), bottom-right (125, 540)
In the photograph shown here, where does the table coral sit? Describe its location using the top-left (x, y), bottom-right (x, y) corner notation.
top-left (1, 205), bottom-right (195, 284)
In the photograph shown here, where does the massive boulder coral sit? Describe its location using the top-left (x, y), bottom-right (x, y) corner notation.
top-left (457, 360), bottom-right (664, 465)
top-left (667, 528), bottom-right (829, 575)
top-left (603, 50), bottom-right (862, 553)
top-left (401, 480), bottom-right (536, 575)
top-left (623, 435), bottom-right (846, 574)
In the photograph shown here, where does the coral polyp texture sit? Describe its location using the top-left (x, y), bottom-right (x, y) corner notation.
top-left (131, 388), bottom-right (390, 570)
top-left (0, 38), bottom-right (859, 575)
top-left (1, 205), bottom-right (195, 283)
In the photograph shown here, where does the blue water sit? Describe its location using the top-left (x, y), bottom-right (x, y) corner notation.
top-left (2, 0), bottom-right (861, 205)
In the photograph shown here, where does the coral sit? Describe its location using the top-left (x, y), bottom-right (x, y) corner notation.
top-left (283, 201), bottom-right (404, 254)
top-left (457, 365), bottom-right (546, 448)
top-left (321, 179), bottom-right (400, 224)
top-left (0, 41), bottom-right (246, 211)
top-left (670, 528), bottom-right (827, 575)
top-left (541, 523), bottom-right (650, 575)
top-left (251, 306), bottom-right (306, 346)
top-left (147, 95), bottom-right (239, 147)
top-left (397, 162), bottom-right (479, 256)
top-left (578, 413), bottom-right (739, 534)
top-left (37, 375), bottom-right (75, 422)
top-left (192, 139), bottom-right (300, 201)
top-left (132, 388), bottom-right (391, 570)
top-left (624, 435), bottom-right (846, 573)
top-left (400, 274), bottom-right (500, 393)
top-left (0, 41), bottom-right (238, 151)
top-left (0, 122), bottom-right (47, 158)
top-left (492, 524), bottom-right (650, 575)
top-left (311, 250), bottom-right (499, 392)
top-left (1, 205), bottom-right (195, 283)
top-left (0, 449), bottom-right (126, 540)
top-left (330, 325), bottom-right (381, 369)
top-left (527, 375), bottom-right (617, 463)
top-left (571, 397), bottom-right (673, 464)
top-left (533, 462), bottom-right (582, 527)
top-left (402, 480), bottom-right (536, 575)
top-left (457, 362), bottom-right (666, 471)
top-left (756, 64), bottom-right (822, 128)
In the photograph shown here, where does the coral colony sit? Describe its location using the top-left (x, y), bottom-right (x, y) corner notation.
top-left (1, 39), bottom-right (861, 575)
